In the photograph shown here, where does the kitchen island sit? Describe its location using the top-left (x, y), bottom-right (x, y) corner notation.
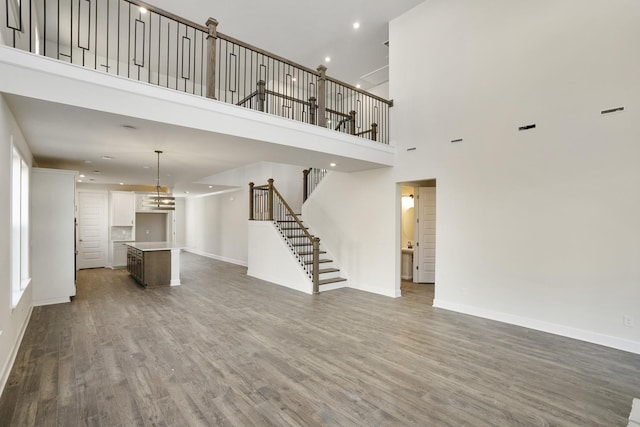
top-left (126, 242), bottom-right (182, 287)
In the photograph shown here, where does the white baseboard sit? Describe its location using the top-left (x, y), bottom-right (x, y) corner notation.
top-left (350, 283), bottom-right (401, 298)
top-left (0, 305), bottom-right (33, 396)
top-left (184, 248), bottom-right (248, 267)
top-left (433, 299), bottom-right (640, 355)
top-left (33, 297), bottom-right (71, 307)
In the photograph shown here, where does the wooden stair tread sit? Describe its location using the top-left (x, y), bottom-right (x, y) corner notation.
top-left (317, 268), bottom-right (340, 274)
top-left (318, 277), bottom-right (347, 286)
top-left (304, 259), bottom-right (332, 265)
top-left (297, 250), bottom-right (326, 256)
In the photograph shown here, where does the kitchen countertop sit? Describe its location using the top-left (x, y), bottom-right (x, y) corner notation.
top-left (126, 242), bottom-right (184, 252)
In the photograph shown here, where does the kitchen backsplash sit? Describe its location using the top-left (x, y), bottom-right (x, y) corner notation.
top-left (111, 226), bottom-right (133, 241)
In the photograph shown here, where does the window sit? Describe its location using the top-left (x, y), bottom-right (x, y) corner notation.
top-left (11, 143), bottom-right (30, 308)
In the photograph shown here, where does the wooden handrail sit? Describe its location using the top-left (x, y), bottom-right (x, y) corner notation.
top-left (127, 0), bottom-right (208, 31)
top-left (217, 32), bottom-right (320, 77)
top-left (250, 179), bottom-right (321, 292)
top-left (326, 108), bottom-right (351, 119)
top-left (272, 187), bottom-right (314, 241)
top-left (238, 88), bottom-right (313, 108)
top-left (326, 76), bottom-right (394, 106)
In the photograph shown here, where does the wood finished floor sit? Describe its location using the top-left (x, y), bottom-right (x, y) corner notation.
top-left (1, 253), bottom-right (639, 426)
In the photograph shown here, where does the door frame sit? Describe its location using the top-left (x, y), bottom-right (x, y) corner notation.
top-left (76, 189), bottom-right (109, 269)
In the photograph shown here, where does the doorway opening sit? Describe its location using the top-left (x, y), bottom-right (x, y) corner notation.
top-left (400, 179), bottom-right (436, 304)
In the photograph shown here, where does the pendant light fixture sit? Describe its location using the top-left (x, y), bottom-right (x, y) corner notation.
top-left (142, 150), bottom-right (175, 210)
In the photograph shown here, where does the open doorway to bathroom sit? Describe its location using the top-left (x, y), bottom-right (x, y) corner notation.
top-left (400, 179), bottom-right (436, 305)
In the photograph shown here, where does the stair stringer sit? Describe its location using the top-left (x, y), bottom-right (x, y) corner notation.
top-left (247, 220), bottom-right (313, 294)
top-left (274, 222), bottom-right (349, 292)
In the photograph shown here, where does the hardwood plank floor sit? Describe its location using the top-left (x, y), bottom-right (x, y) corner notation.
top-left (1, 252), bottom-right (639, 426)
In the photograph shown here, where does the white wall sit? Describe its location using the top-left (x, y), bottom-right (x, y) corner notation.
top-left (391, 0), bottom-right (640, 352)
top-left (247, 221), bottom-right (312, 294)
top-left (184, 162), bottom-right (303, 266)
top-left (303, 168), bottom-right (398, 297)
top-left (0, 94), bottom-right (34, 392)
top-left (184, 188), bottom-right (248, 265)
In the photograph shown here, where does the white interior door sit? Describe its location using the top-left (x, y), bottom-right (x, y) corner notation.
top-left (418, 187), bottom-right (436, 283)
top-left (77, 191), bottom-right (108, 269)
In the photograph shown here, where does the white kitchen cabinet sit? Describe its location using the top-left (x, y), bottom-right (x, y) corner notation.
top-left (112, 241), bottom-right (129, 267)
top-left (31, 168), bottom-right (77, 306)
top-left (111, 191), bottom-right (135, 226)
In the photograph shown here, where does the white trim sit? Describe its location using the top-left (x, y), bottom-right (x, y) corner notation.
top-left (184, 248), bottom-right (248, 267)
top-left (0, 305), bottom-right (33, 395)
top-left (433, 299), bottom-right (640, 355)
top-left (33, 297), bottom-right (71, 307)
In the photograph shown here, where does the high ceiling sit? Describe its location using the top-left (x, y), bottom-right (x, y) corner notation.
top-left (4, 0), bottom-right (423, 194)
top-left (145, 0), bottom-right (424, 89)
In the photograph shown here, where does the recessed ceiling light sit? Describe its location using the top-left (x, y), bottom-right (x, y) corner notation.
top-left (353, 22), bottom-right (360, 29)
top-left (184, 191), bottom-right (190, 194)
top-left (77, 179), bottom-right (83, 182)
top-left (119, 182), bottom-right (124, 185)
top-left (79, 174), bottom-right (85, 178)
top-left (330, 163), bottom-right (337, 167)
top-left (325, 56), bottom-right (331, 62)
top-left (139, 7), bottom-right (148, 14)
top-left (102, 155), bottom-right (114, 160)
top-left (208, 185), bottom-right (213, 189)
top-left (356, 84), bottom-right (361, 89)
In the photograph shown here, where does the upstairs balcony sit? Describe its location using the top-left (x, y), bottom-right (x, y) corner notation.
top-left (1, 0), bottom-right (392, 145)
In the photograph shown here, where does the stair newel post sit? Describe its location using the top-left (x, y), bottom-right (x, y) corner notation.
top-left (371, 123), bottom-right (378, 142)
top-left (316, 65), bottom-right (327, 128)
top-left (267, 178), bottom-right (274, 221)
top-left (349, 110), bottom-right (356, 135)
top-left (248, 182), bottom-right (255, 220)
top-left (312, 237), bottom-right (320, 294)
top-left (308, 97), bottom-right (317, 125)
top-left (205, 18), bottom-right (219, 100)
top-left (303, 168), bottom-right (311, 202)
top-left (257, 80), bottom-right (266, 112)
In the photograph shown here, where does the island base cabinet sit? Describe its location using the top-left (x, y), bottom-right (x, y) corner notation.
top-left (127, 247), bottom-right (171, 287)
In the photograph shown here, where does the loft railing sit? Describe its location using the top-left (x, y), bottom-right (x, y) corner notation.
top-left (1, 0), bottom-right (392, 144)
top-left (249, 179), bottom-right (321, 293)
top-left (303, 167), bottom-right (327, 202)
top-left (1, 0), bottom-right (209, 95)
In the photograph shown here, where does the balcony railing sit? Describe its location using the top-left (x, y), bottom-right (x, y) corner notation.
top-left (1, 0), bottom-right (393, 144)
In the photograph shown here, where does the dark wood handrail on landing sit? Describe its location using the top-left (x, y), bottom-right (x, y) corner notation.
top-left (249, 179), bottom-right (321, 293)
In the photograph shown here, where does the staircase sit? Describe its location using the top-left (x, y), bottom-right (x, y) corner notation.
top-left (249, 178), bottom-right (347, 293)
top-left (275, 214), bottom-right (347, 290)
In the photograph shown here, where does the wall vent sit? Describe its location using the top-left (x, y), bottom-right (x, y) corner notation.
top-left (601, 106), bottom-right (624, 115)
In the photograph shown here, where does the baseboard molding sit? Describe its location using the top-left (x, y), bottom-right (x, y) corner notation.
top-left (350, 283), bottom-right (401, 298)
top-left (184, 248), bottom-right (248, 267)
top-left (0, 305), bottom-right (33, 397)
top-left (33, 297), bottom-right (71, 307)
top-left (433, 299), bottom-right (640, 355)
top-left (246, 270), bottom-right (313, 295)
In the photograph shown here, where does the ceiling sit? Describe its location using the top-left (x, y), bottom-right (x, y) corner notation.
top-left (4, 0), bottom-right (423, 194)
top-left (146, 0), bottom-right (424, 89)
